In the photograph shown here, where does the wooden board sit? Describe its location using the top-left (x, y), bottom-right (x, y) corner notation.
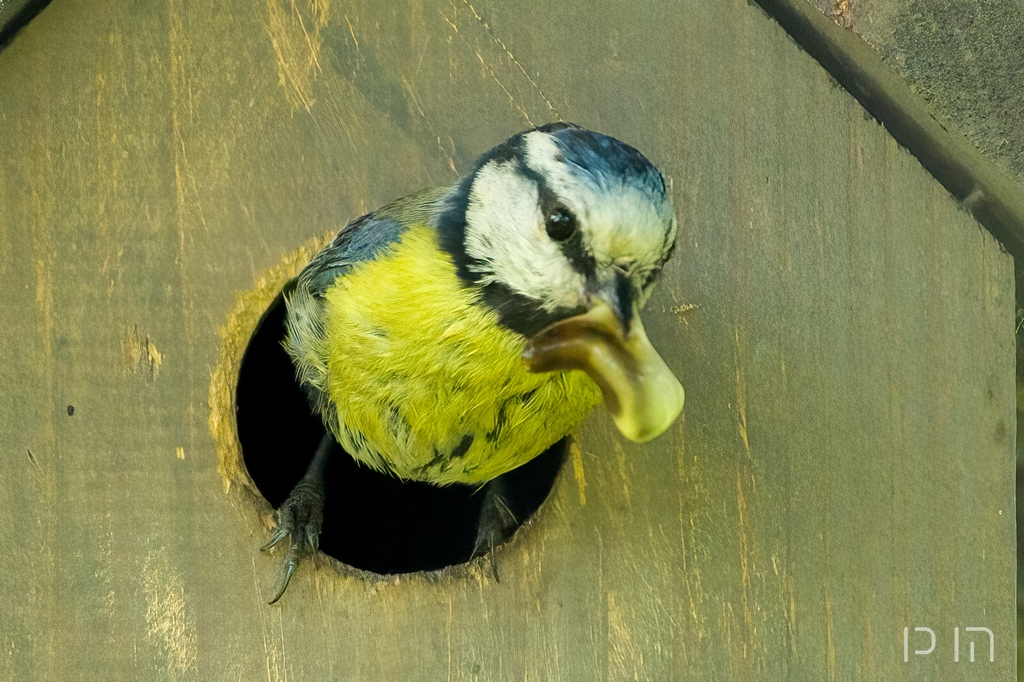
top-left (807, 0), bottom-right (1024, 184)
top-left (0, 0), bottom-right (45, 45)
top-left (0, 0), bottom-right (1014, 679)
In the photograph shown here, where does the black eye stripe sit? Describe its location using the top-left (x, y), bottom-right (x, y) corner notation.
top-left (538, 183), bottom-right (578, 242)
top-left (545, 205), bottom-right (577, 241)
top-left (532, 171), bottom-right (594, 278)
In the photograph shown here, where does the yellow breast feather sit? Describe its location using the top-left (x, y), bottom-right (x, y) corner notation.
top-left (319, 224), bottom-right (602, 485)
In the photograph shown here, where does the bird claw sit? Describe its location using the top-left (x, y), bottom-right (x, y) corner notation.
top-left (471, 533), bottom-right (502, 583)
top-left (262, 479), bottom-right (324, 604)
top-left (471, 484), bottom-right (517, 582)
top-left (260, 526), bottom-right (290, 553)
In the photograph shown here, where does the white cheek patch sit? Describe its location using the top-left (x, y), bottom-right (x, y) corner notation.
top-left (463, 161), bottom-right (585, 310)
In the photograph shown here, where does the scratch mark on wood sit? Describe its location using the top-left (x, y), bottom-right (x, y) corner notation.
top-left (169, 0), bottom-right (203, 462)
top-left (276, 607), bottom-right (288, 682)
top-left (437, 7), bottom-right (534, 125)
top-left (251, 558), bottom-right (275, 682)
top-left (473, 50), bottom-right (533, 125)
top-left (400, 76), bottom-right (428, 119)
top-left (786, 573), bottom-right (798, 658)
top-left (94, 70), bottom-right (112, 247)
top-left (344, 13), bottom-right (358, 49)
top-left (266, 0), bottom-right (330, 112)
top-left (612, 440), bottom-right (631, 508)
top-left (438, 8), bottom-right (458, 33)
top-left (143, 549), bottom-right (198, 675)
top-left (734, 327), bottom-right (750, 456)
top-left (293, 0), bottom-right (324, 75)
top-left (606, 591), bottom-right (646, 680)
top-left (124, 324), bottom-right (164, 380)
top-left (26, 448), bottom-right (36, 466)
top-left (569, 439), bottom-right (587, 505)
top-left (680, 517), bottom-right (708, 645)
top-left (736, 471), bottom-right (754, 640)
top-left (460, 0), bottom-right (560, 119)
top-left (33, 257), bottom-right (52, 359)
top-left (415, 35), bottom-right (431, 76)
top-left (26, 136), bottom-right (60, 672)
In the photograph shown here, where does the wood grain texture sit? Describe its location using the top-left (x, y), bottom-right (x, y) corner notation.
top-left (0, 0), bottom-right (1014, 680)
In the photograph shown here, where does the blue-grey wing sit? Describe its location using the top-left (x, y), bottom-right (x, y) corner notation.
top-left (298, 213), bottom-right (407, 297)
top-left (286, 211), bottom-right (406, 420)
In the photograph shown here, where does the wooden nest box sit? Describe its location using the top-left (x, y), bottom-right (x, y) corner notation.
top-left (0, 0), bottom-right (1014, 679)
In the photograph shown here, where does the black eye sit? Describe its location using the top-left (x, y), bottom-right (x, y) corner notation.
top-left (545, 205), bottom-right (577, 242)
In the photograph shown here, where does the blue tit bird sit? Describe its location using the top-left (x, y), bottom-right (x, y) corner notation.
top-left (262, 122), bottom-right (684, 602)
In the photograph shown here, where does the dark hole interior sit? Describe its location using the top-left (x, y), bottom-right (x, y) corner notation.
top-left (236, 284), bottom-right (565, 575)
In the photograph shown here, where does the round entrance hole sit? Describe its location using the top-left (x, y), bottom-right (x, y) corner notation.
top-left (235, 284), bottom-right (566, 575)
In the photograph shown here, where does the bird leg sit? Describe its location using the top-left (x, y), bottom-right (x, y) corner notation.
top-left (471, 476), bottom-right (518, 582)
top-left (261, 432), bottom-right (333, 604)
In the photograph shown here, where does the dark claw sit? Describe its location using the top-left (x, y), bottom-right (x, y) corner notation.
top-left (260, 526), bottom-right (289, 553)
top-left (268, 547), bottom-right (301, 605)
top-left (262, 478), bottom-right (325, 604)
top-left (471, 481), bottom-right (518, 582)
top-left (488, 540), bottom-right (500, 583)
top-left (261, 433), bottom-right (333, 604)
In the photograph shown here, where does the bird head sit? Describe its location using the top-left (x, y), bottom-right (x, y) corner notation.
top-left (438, 122), bottom-right (684, 442)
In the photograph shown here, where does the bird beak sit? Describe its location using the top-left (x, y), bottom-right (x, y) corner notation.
top-left (522, 272), bottom-right (684, 443)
